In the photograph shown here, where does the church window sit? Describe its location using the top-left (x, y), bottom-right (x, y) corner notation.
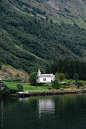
top-left (43, 78), bottom-right (46, 81)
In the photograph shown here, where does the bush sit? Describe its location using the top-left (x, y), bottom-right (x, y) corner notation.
top-left (75, 81), bottom-right (83, 89)
top-left (75, 81), bottom-right (83, 86)
top-left (17, 84), bottom-right (24, 91)
top-left (52, 79), bottom-right (60, 89)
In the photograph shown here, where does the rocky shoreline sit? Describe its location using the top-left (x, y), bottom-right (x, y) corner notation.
top-left (0, 90), bottom-right (86, 98)
top-left (8, 90), bottom-right (86, 97)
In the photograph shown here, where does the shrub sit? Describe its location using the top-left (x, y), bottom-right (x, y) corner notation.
top-left (52, 79), bottom-right (60, 89)
top-left (75, 81), bottom-right (83, 89)
top-left (17, 84), bottom-right (24, 91)
top-left (75, 81), bottom-right (83, 86)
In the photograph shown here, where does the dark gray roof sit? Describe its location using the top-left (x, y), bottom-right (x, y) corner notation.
top-left (40, 74), bottom-right (54, 77)
top-left (0, 83), bottom-right (6, 87)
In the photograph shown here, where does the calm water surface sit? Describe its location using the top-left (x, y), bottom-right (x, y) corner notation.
top-left (0, 93), bottom-right (86, 129)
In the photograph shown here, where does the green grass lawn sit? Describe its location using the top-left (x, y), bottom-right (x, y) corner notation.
top-left (3, 82), bottom-right (50, 92)
top-left (3, 80), bottom-right (86, 93)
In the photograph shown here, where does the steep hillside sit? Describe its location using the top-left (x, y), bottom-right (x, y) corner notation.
top-left (1, 0), bottom-right (86, 73)
top-left (8, 0), bottom-right (86, 28)
top-left (0, 64), bottom-right (29, 80)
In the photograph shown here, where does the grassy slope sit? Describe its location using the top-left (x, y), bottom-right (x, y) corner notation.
top-left (3, 82), bottom-right (49, 92)
top-left (3, 80), bottom-right (86, 92)
top-left (0, 64), bottom-right (29, 80)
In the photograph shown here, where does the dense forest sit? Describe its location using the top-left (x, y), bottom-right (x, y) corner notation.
top-left (1, 0), bottom-right (86, 74)
top-left (46, 60), bottom-right (86, 80)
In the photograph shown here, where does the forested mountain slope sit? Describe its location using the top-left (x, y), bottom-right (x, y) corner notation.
top-left (8, 0), bottom-right (86, 28)
top-left (0, 0), bottom-right (86, 73)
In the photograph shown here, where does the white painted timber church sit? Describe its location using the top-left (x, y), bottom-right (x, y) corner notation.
top-left (37, 69), bottom-right (55, 84)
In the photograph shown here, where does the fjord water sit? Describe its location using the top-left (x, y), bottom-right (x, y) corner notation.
top-left (0, 94), bottom-right (86, 129)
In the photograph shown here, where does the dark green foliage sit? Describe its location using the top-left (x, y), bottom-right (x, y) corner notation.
top-left (46, 60), bottom-right (86, 80)
top-left (75, 81), bottom-right (83, 86)
top-left (32, 7), bottom-right (46, 15)
top-left (0, 86), bottom-right (10, 96)
top-left (64, 8), bottom-right (71, 13)
top-left (17, 84), bottom-right (24, 91)
top-left (75, 81), bottom-right (83, 89)
top-left (65, 72), bottom-right (69, 79)
top-left (73, 73), bottom-right (79, 80)
top-left (31, 10), bottom-right (37, 16)
top-left (1, 0), bottom-right (86, 74)
top-left (52, 79), bottom-right (60, 89)
top-left (57, 73), bottom-right (65, 81)
top-left (50, 19), bottom-right (53, 24)
top-left (29, 72), bottom-right (38, 86)
top-left (32, 64), bottom-right (45, 73)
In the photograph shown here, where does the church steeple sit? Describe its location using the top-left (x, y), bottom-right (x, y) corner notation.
top-left (38, 68), bottom-right (41, 76)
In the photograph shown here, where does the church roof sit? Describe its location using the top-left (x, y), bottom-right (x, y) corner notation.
top-left (40, 74), bottom-right (54, 77)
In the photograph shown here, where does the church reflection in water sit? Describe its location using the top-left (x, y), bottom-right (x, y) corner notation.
top-left (38, 99), bottom-right (55, 118)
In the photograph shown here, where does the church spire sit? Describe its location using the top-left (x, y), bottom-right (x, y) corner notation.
top-left (38, 68), bottom-right (41, 76)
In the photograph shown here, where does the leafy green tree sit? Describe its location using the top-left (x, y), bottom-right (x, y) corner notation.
top-left (17, 84), bottom-right (24, 91)
top-left (75, 81), bottom-right (83, 89)
top-left (52, 79), bottom-right (60, 89)
top-left (29, 72), bottom-right (38, 86)
top-left (73, 73), bottom-right (79, 80)
top-left (57, 73), bottom-right (65, 82)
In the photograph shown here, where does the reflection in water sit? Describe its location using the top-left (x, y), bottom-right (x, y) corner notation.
top-left (1, 94), bottom-right (86, 129)
top-left (38, 99), bottom-right (55, 118)
top-left (1, 100), bottom-right (3, 128)
top-left (19, 97), bottom-right (29, 101)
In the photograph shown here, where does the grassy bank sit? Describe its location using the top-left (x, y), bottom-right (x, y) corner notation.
top-left (3, 82), bottom-right (50, 92)
top-left (3, 80), bottom-right (86, 93)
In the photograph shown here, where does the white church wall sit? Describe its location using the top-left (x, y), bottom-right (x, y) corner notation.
top-left (39, 77), bottom-right (52, 83)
